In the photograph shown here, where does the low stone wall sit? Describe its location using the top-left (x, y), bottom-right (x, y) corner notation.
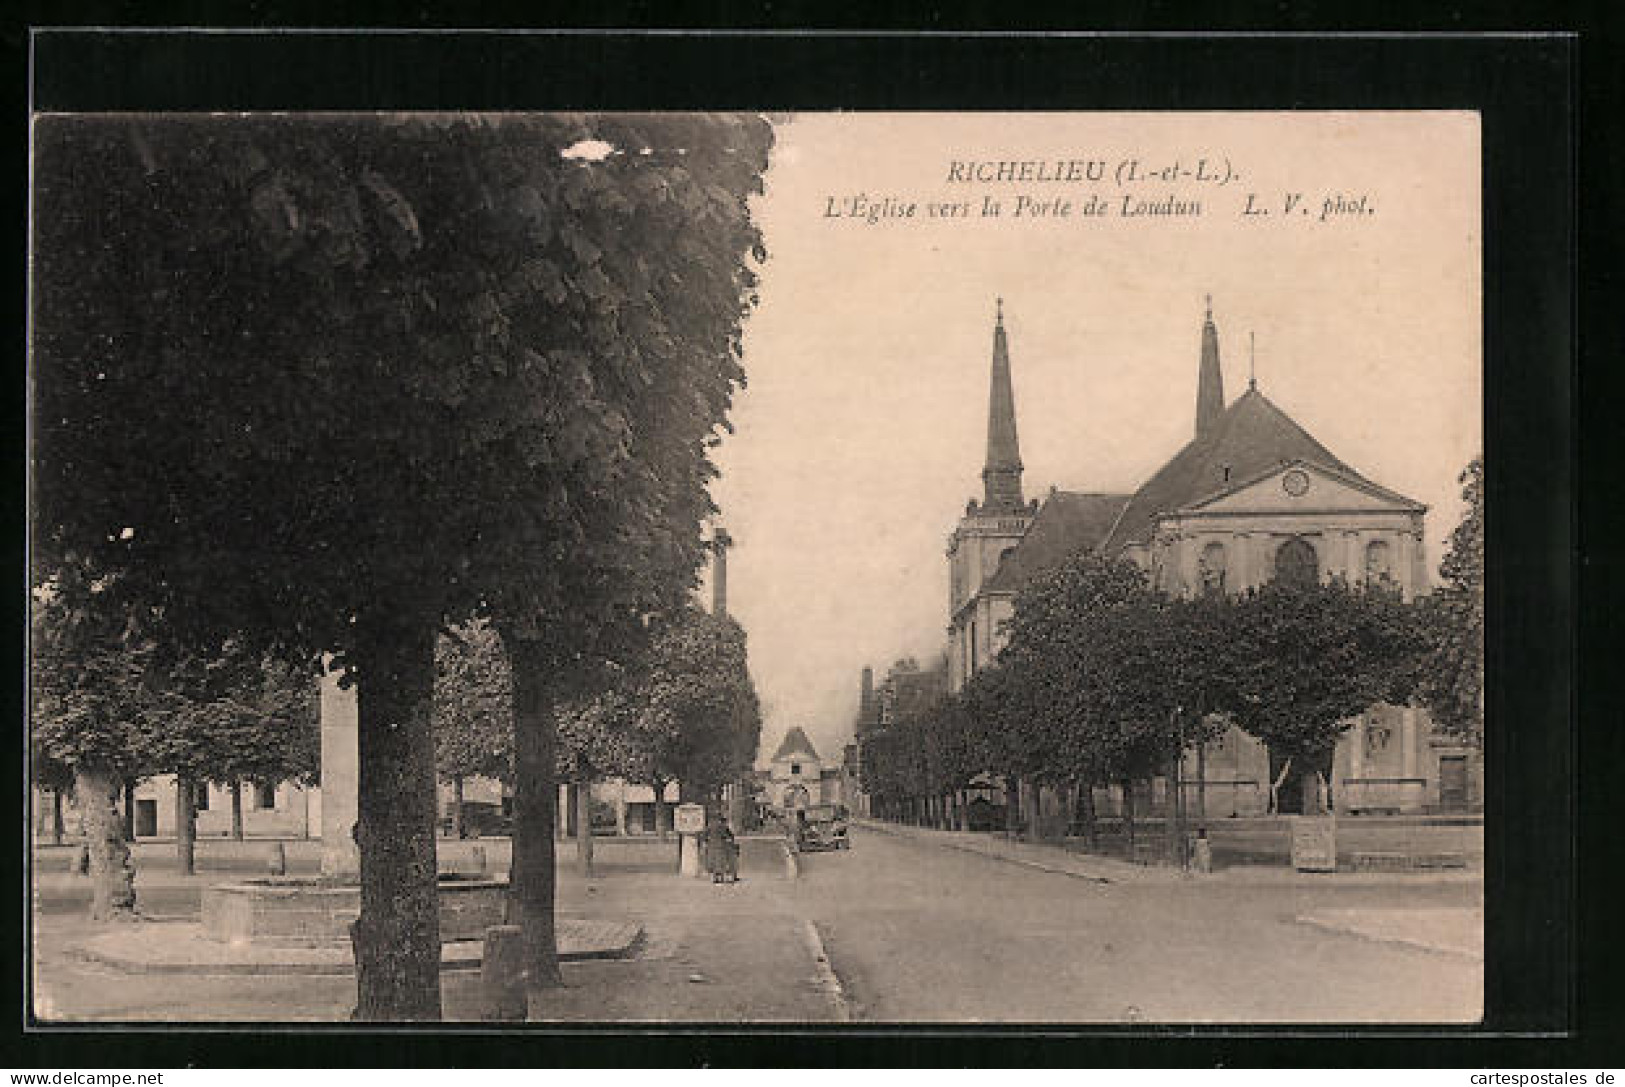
top-left (201, 876), bottom-right (507, 948)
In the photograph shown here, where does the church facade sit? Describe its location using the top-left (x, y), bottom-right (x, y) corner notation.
top-left (941, 299), bottom-right (1480, 817)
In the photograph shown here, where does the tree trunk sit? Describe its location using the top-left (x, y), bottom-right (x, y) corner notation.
top-left (1063, 779), bottom-right (1078, 840)
top-left (122, 781), bottom-right (137, 842)
top-left (450, 776), bottom-right (465, 840)
top-left (230, 780), bottom-right (244, 841)
top-left (351, 621), bottom-right (443, 1021)
top-left (51, 789), bottom-right (64, 846)
top-left (1029, 782), bottom-right (1046, 843)
top-left (574, 769), bottom-right (594, 878)
top-left (1079, 780), bottom-right (1098, 848)
top-left (1196, 740), bottom-right (1208, 832)
top-left (652, 778), bottom-right (668, 842)
top-left (75, 766), bottom-right (135, 920)
top-left (1121, 777), bottom-right (1137, 857)
top-left (504, 637), bottom-right (564, 993)
top-left (175, 774), bottom-right (196, 876)
top-left (1006, 776), bottom-right (1020, 839)
top-left (1164, 753), bottom-right (1181, 867)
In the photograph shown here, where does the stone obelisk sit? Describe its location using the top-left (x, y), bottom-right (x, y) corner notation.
top-left (319, 660), bottom-right (361, 880)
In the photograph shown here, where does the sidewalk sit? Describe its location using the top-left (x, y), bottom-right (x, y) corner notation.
top-left (31, 835), bottom-right (840, 1022)
top-left (857, 818), bottom-right (1484, 887)
top-left (857, 818), bottom-right (1177, 884)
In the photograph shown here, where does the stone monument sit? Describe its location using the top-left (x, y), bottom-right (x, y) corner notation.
top-left (319, 660), bottom-right (361, 880)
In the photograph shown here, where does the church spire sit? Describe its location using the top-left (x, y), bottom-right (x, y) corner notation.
top-left (1196, 294), bottom-right (1225, 441)
top-left (982, 297), bottom-right (1025, 510)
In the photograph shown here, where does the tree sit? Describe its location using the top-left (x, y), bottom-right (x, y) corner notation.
top-left (433, 621), bottom-right (514, 838)
top-left (608, 609), bottom-right (763, 810)
top-left (994, 554), bottom-right (1214, 843)
top-left (142, 645), bottom-right (319, 868)
top-left (30, 737), bottom-right (75, 848)
top-left (555, 686), bottom-right (645, 877)
top-left (1218, 579), bottom-right (1428, 813)
top-left (34, 114), bottom-right (773, 1013)
top-left (32, 114), bottom-right (773, 1017)
top-left (30, 563), bottom-right (163, 918)
top-left (484, 114), bottom-right (773, 997)
top-left (1420, 456), bottom-right (1484, 741)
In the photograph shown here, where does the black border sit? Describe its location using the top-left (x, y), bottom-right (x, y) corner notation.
top-left (11, 24), bottom-right (1595, 1069)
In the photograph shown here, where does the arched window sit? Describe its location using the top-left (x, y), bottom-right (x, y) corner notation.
top-left (1273, 537), bottom-right (1319, 588)
top-left (1199, 542), bottom-right (1228, 594)
top-left (1364, 539), bottom-right (1393, 583)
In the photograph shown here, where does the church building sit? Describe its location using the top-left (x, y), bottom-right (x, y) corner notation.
top-left (944, 298), bottom-right (1481, 817)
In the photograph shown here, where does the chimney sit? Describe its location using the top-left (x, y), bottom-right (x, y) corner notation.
top-left (710, 527), bottom-right (733, 616)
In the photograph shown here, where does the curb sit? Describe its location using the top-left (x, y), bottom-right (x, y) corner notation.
top-left (857, 821), bottom-right (1482, 888)
top-left (1294, 913), bottom-right (1483, 962)
top-left (859, 821), bottom-right (1116, 884)
top-left (799, 919), bottom-right (851, 1021)
top-left (71, 920), bottom-right (644, 977)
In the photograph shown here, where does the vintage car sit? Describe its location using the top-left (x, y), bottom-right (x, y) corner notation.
top-left (795, 804), bottom-right (850, 851)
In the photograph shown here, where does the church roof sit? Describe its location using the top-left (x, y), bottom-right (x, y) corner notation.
top-left (984, 490), bottom-right (1131, 592)
top-left (1101, 385), bottom-right (1374, 554)
top-left (770, 727), bottom-right (820, 764)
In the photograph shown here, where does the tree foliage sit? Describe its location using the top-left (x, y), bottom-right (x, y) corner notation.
top-left (559, 608), bottom-right (763, 796)
top-left (433, 621), bottom-right (514, 784)
top-left (1218, 578), bottom-right (1426, 763)
top-left (142, 643), bottom-right (320, 790)
top-left (30, 564), bottom-right (164, 784)
top-left (859, 551), bottom-right (1431, 819)
top-left (1419, 456), bottom-right (1484, 740)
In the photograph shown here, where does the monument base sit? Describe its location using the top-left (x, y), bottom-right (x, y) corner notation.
top-left (679, 834), bottom-right (702, 878)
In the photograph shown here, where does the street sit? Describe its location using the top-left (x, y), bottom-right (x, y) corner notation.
top-left (791, 826), bottom-right (1481, 1023)
top-left (32, 826), bottom-right (1480, 1023)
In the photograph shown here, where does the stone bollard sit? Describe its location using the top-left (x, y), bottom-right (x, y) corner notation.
top-left (1191, 833), bottom-right (1212, 874)
top-left (481, 924), bottom-right (527, 1022)
top-left (267, 841), bottom-right (287, 876)
top-left (469, 845), bottom-right (487, 876)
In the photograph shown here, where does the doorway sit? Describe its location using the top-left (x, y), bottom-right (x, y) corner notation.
top-left (135, 798), bottom-right (158, 838)
top-left (1438, 755), bottom-right (1469, 812)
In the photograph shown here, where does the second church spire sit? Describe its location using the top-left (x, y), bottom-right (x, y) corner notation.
top-left (1196, 295), bottom-right (1226, 440)
top-left (982, 298), bottom-right (1026, 511)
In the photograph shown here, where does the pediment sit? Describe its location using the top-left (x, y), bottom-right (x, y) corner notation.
top-left (1182, 460), bottom-right (1424, 516)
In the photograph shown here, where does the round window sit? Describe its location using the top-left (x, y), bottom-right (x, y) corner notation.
top-left (1282, 469), bottom-right (1310, 497)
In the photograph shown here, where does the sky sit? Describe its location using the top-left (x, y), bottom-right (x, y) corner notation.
top-left (704, 112), bottom-right (1482, 769)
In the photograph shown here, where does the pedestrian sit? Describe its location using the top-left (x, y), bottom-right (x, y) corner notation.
top-left (705, 818), bottom-right (739, 883)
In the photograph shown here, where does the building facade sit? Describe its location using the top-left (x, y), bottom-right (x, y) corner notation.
top-left (764, 727), bottom-right (844, 812)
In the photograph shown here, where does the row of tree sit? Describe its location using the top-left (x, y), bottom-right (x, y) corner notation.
top-left (32, 594), bottom-right (757, 894)
top-left (434, 610), bottom-right (761, 853)
top-left (32, 113), bottom-right (775, 1018)
top-left (861, 457), bottom-right (1484, 838)
top-left (31, 564), bottom-right (319, 905)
